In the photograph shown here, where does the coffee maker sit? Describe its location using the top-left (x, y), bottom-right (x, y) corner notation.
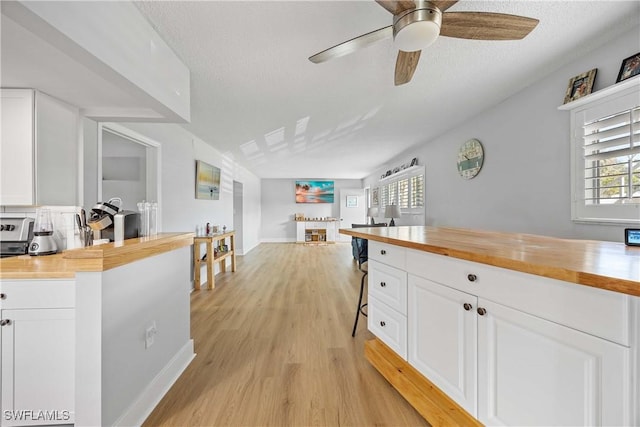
top-left (88, 198), bottom-right (140, 242)
top-left (29, 208), bottom-right (58, 256)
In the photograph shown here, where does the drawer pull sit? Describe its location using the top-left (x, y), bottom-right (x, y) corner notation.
top-left (0, 319), bottom-right (11, 326)
top-left (463, 303), bottom-right (473, 311)
top-left (477, 307), bottom-right (487, 316)
top-left (380, 249), bottom-right (386, 255)
top-left (380, 282), bottom-right (386, 287)
top-left (380, 321), bottom-right (386, 327)
top-left (467, 274), bottom-right (477, 282)
top-left (0, 293), bottom-right (5, 300)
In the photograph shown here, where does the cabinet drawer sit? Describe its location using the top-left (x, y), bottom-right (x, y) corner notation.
top-left (369, 261), bottom-right (407, 315)
top-left (406, 249), bottom-right (631, 346)
top-left (369, 241), bottom-right (406, 269)
top-left (368, 295), bottom-right (407, 360)
top-left (0, 280), bottom-right (75, 309)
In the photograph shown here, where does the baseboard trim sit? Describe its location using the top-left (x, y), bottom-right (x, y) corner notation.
top-left (364, 338), bottom-right (482, 427)
top-left (114, 339), bottom-right (195, 427)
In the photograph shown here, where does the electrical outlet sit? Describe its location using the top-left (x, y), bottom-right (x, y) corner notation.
top-left (145, 321), bottom-right (157, 349)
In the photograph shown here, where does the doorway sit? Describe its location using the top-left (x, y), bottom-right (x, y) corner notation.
top-left (338, 188), bottom-right (366, 242)
top-left (233, 181), bottom-right (244, 255)
top-left (98, 123), bottom-right (161, 226)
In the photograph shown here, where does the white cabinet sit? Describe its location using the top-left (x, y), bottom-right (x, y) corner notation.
top-left (0, 89), bottom-right (78, 206)
top-left (477, 298), bottom-right (629, 426)
top-left (408, 275), bottom-right (477, 416)
top-left (365, 243), bottom-right (635, 426)
top-left (0, 280), bottom-right (75, 426)
top-left (295, 221), bottom-right (337, 243)
top-left (368, 241), bottom-right (407, 359)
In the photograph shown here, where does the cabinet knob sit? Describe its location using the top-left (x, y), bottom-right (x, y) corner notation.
top-left (380, 321), bottom-right (386, 327)
top-left (463, 303), bottom-right (473, 311)
top-left (0, 293), bottom-right (5, 300)
top-left (380, 249), bottom-right (386, 255)
top-left (467, 274), bottom-right (477, 282)
top-left (477, 307), bottom-right (487, 316)
top-left (0, 319), bottom-right (11, 326)
top-left (380, 282), bottom-right (386, 287)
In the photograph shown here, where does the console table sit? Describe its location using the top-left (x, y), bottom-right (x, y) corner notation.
top-left (193, 231), bottom-right (236, 290)
top-left (295, 220), bottom-right (337, 244)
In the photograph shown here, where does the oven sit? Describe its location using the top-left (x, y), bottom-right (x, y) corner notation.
top-left (0, 217), bottom-right (34, 258)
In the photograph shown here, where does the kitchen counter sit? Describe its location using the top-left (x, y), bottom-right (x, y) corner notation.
top-left (0, 233), bottom-right (194, 279)
top-left (339, 226), bottom-right (640, 296)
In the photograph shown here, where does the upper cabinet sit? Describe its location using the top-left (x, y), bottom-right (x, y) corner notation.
top-left (0, 89), bottom-right (79, 206)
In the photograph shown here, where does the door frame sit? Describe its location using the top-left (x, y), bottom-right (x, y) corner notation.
top-left (97, 123), bottom-right (162, 230)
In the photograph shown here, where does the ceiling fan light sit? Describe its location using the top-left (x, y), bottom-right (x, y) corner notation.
top-left (393, 8), bottom-right (442, 52)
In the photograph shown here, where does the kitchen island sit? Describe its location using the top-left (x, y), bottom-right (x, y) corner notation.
top-left (0, 233), bottom-right (194, 427)
top-left (340, 226), bottom-right (639, 427)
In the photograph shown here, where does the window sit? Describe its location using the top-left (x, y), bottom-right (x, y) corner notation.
top-left (567, 81), bottom-right (640, 224)
top-left (376, 167), bottom-right (425, 214)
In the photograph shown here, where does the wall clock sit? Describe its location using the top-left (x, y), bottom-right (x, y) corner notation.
top-left (457, 138), bottom-right (484, 179)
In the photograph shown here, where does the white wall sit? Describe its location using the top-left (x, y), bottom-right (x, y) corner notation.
top-left (364, 27), bottom-right (640, 243)
top-left (261, 178), bottom-right (362, 242)
top-left (83, 120), bottom-right (261, 255)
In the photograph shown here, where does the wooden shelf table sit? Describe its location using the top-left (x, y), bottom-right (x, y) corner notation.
top-left (193, 231), bottom-right (236, 290)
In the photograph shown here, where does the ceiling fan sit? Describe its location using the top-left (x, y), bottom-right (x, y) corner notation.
top-left (309, 0), bottom-right (539, 86)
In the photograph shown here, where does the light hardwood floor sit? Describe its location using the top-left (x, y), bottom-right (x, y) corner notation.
top-left (143, 242), bottom-right (430, 427)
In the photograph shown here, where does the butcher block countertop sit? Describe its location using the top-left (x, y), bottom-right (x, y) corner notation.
top-left (0, 233), bottom-right (194, 279)
top-left (340, 226), bottom-right (640, 297)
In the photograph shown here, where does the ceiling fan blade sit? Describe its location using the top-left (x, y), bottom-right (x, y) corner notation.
top-left (429, 1), bottom-right (458, 12)
top-left (395, 50), bottom-right (421, 86)
top-left (309, 26), bottom-right (393, 63)
top-left (375, 0), bottom-right (416, 15)
top-left (440, 12), bottom-right (539, 40)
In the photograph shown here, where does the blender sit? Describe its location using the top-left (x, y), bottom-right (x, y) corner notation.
top-left (28, 208), bottom-right (58, 256)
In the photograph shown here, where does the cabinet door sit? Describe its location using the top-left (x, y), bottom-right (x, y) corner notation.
top-left (1, 309), bottom-right (75, 426)
top-left (408, 275), bottom-right (477, 416)
top-left (0, 89), bottom-right (34, 205)
top-left (477, 298), bottom-right (630, 426)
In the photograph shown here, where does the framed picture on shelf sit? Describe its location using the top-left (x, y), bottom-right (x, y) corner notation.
top-left (616, 52), bottom-right (640, 83)
top-left (563, 68), bottom-right (597, 104)
top-left (346, 195), bottom-right (358, 208)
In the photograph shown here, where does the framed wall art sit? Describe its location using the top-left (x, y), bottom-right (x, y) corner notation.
top-left (195, 160), bottom-right (221, 200)
top-left (372, 187), bottom-right (379, 206)
top-left (616, 52), bottom-right (640, 83)
top-left (295, 180), bottom-right (334, 203)
top-left (563, 68), bottom-right (597, 104)
top-left (346, 195), bottom-right (358, 208)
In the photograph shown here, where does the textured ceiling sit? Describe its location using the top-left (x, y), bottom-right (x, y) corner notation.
top-left (3, 1), bottom-right (639, 180)
top-left (133, 0), bottom-right (639, 179)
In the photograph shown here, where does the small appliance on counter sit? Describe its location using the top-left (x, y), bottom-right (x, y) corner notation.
top-left (88, 198), bottom-right (140, 242)
top-left (29, 208), bottom-right (58, 256)
top-left (0, 216), bottom-right (34, 258)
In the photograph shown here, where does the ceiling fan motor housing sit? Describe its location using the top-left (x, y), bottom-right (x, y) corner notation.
top-left (393, 6), bottom-right (442, 52)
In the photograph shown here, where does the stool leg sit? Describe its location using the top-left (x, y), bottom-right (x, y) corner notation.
top-left (351, 271), bottom-right (368, 337)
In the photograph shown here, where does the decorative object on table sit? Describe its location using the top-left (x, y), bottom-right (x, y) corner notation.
top-left (457, 138), bottom-right (484, 180)
top-left (563, 68), bottom-right (597, 104)
top-left (295, 180), bottom-right (334, 203)
top-left (222, 225), bottom-right (227, 232)
top-left (384, 204), bottom-right (401, 226)
top-left (195, 160), bottom-right (221, 200)
top-left (616, 52), bottom-right (640, 83)
top-left (372, 187), bottom-right (379, 206)
top-left (346, 195), bottom-right (358, 207)
top-left (308, 1), bottom-right (538, 86)
top-left (367, 207), bottom-right (378, 225)
top-left (295, 213), bottom-right (305, 221)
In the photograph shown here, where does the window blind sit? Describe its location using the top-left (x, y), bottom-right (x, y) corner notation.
top-left (398, 178), bottom-right (409, 208)
top-left (583, 107), bottom-right (640, 205)
top-left (411, 174), bottom-right (424, 208)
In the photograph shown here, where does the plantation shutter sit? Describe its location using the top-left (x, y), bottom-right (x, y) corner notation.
top-left (410, 174), bottom-right (424, 208)
top-left (381, 184), bottom-right (389, 208)
top-left (583, 107), bottom-right (640, 204)
top-left (398, 178), bottom-right (409, 208)
top-left (388, 181), bottom-right (398, 207)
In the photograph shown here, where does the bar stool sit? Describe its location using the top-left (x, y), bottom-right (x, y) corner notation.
top-left (351, 236), bottom-right (368, 337)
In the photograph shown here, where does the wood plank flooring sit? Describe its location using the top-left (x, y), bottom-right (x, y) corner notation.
top-left (143, 243), bottom-right (430, 427)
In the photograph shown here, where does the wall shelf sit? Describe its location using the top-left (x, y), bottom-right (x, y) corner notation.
top-left (558, 75), bottom-right (640, 111)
